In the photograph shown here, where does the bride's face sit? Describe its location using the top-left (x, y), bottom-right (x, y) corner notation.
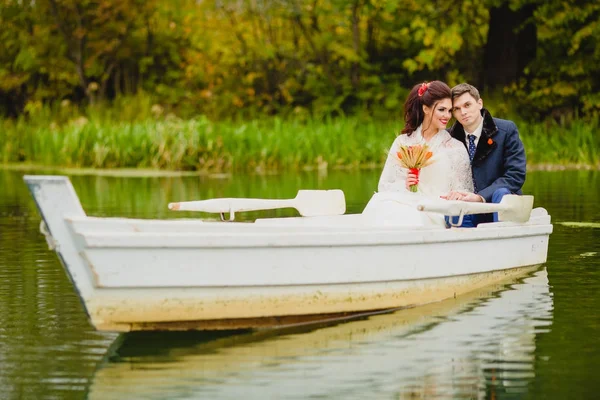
top-left (423, 98), bottom-right (452, 131)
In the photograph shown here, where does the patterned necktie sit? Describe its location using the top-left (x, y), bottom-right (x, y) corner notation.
top-left (467, 134), bottom-right (478, 192)
top-left (467, 134), bottom-right (477, 163)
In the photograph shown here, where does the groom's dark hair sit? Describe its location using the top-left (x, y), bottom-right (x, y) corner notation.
top-left (451, 83), bottom-right (481, 101)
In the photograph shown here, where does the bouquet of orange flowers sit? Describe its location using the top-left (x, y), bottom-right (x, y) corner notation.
top-left (396, 144), bottom-right (434, 192)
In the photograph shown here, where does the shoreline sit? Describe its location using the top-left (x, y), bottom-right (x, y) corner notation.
top-left (2, 162), bottom-right (599, 178)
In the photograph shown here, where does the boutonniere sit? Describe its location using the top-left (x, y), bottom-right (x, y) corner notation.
top-left (487, 138), bottom-right (493, 145)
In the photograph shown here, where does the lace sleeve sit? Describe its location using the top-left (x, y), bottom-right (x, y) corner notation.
top-left (446, 139), bottom-right (474, 192)
top-left (377, 136), bottom-right (407, 192)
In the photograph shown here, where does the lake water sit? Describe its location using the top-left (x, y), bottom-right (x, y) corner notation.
top-left (1, 168), bottom-right (598, 399)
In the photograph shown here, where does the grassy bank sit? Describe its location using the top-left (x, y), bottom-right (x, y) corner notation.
top-left (2, 111), bottom-right (599, 173)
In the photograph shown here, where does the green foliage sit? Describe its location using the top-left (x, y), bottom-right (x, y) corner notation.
top-left (519, 117), bottom-right (600, 165)
top-left (0, 0), bottom-right (599, 121)
top-left (1, 96), bottom-right (598, 171)
top-left (509, 1), bottom-right (600, 118)
top-left (0, 97), bottom-right (399, 171)
top-left (0, 0), bottom-right (490, 118)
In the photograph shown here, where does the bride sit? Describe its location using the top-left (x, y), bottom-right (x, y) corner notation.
top-left (363, 81), bottom-right (474, 227)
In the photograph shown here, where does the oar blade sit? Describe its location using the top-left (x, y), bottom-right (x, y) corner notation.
top-left (293, 190), bottom-right (346, 217)
top-left (498, 195), bottom-right (534, 223)
top-left (417, 195), bottom-right (534, 223)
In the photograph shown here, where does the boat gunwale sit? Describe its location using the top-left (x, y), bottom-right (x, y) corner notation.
top-left (73, 221), bottom-right (553, 249)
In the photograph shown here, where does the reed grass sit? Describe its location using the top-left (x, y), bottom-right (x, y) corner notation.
top-left (2, 99), bottom-right (599, 172)
top-left (519, 118), bottom-right (600, 167)
top-left (1, 114), bottom-right (401, 172)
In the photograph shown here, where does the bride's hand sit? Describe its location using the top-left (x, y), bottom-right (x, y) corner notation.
top-left (441, 191), bottom-right (484, 202)
top-left (440, 191), bottom-right (464, 201)
top-left (405, 173), bottom-right (418, 190)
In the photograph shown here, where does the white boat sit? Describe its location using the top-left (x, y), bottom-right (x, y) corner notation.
top-left (24, 175), bottom-right (553, 332)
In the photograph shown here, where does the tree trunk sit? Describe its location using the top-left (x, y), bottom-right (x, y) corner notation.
top-left (482, 2), bottom-right (537, 91)
top-left (47, 0), bottom-right (95, 103)
top-left (366, 15), bottom-right (377, 62)
top-left (350, 1), bottom-right (361, 89)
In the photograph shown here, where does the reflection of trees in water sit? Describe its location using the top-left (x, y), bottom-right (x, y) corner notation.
top-left (89, 269), bottom-right (552, 400)
top-left (0, 170), bottom-right (118, 398)
top-left (5, 169), bottom-right (599, 220)
top-left (0, 168), bottom-right (380, 220)
top-left (396, 269), bottom-right (552, 399)
top-left (64, 171), bottom-right (380, 218)
top-left (524, 170), bottom-right (600, 222)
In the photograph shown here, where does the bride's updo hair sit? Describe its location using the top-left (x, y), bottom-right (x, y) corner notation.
top-left (401, 80), bottom-right (452, 135)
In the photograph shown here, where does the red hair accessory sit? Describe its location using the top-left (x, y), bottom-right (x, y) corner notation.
top-left (417, 82), bottom-right (429, 97)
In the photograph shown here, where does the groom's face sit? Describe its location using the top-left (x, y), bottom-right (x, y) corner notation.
top-left (452, 93), bottom-right (483, 132)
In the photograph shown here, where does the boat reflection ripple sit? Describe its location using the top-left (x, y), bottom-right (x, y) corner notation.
top-left (89, 268), bottom-right (552, 399)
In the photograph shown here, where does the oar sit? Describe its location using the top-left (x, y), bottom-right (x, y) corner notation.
top-left (417, 195), bottom-right (534, 223)
top-left (168, 189), bottom-right (346, 219)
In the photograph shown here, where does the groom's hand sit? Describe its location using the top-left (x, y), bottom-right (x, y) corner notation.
top-left (441, 191), bottom-right (484, 202)
top-left (460, 192), bottom-right (485, 202)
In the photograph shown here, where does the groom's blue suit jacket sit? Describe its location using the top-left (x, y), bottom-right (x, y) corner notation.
top-left (449, 109), bottom-right (526, 222)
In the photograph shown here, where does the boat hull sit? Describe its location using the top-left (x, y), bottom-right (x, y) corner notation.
top-left (23, 175), bottom-right (553, 332)
top-left (88, 265), bottom-right (542, 331)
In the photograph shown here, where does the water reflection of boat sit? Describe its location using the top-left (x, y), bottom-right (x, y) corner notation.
top-left (25, 175), bottom-right (552, 332)
top-left (88, 268), bottom-right (552, 399)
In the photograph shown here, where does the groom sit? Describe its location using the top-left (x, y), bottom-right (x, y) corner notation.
top-left (444, 83), bottom-right (526, 225)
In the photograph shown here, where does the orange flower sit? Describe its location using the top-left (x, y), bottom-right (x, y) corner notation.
top-left (395, 144), bottom-right (434, 192)
top-left (488, 138), bottom-right (493, 145)
top-left (395, 144), bottom-right (435, 170)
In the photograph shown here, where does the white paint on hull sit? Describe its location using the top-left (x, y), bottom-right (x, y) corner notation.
top-left (80, 234), bottom-right (549, 288)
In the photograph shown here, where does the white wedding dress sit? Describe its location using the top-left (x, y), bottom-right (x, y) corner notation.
top-left (363, 126), bottom-right (474, 227)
